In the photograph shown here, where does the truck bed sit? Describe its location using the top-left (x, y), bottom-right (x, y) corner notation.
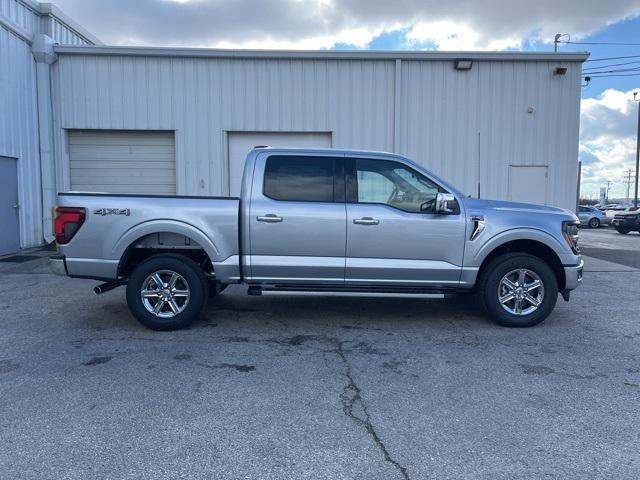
top-left (56, 192), bottom-right (240, 281)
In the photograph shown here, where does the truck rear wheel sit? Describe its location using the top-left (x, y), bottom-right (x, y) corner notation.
top-left (479, 253), bottom-right (558, 328)
top-left (126, 254), bottom-right (208, 331)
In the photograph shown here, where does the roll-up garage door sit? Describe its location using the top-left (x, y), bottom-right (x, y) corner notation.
top-left (69, 130), bottom-right (176, 194)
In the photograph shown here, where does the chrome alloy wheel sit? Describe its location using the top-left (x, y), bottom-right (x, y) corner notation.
top-left (140, 270), bottom-right (190, 318)
top-left (497, 268), bottom-right (544, 316)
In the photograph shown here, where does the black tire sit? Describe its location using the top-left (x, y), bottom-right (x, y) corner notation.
top-left (479, 253), bottom-right (558, 328)
top-left (588, 217), bottom-right (600, 229)
top-left (616, 227), bottom-right (630, 234)
top-left (126, 254), bottom-right (208, 331)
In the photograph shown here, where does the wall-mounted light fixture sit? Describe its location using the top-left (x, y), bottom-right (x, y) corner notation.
top-left (554, 67), bottom-right (568, 76)
top-left (454, 59), bottom-right (473, 71)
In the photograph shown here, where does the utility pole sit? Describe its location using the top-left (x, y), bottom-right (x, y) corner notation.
top-left (576, 161), bottom-right (581, 212)
top-left (554, 33), bottom-right (568, 52)
top-left (634, 92), bottom-right (640, 208)
top-left (606, 180), bottom-right (613, 204)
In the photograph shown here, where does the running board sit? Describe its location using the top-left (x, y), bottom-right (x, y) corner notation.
top-left (247, 285), bottom-right (454, 299)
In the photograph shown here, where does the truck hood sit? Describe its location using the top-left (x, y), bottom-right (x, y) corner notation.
top-left (462, 198), bottom-right (578, 221)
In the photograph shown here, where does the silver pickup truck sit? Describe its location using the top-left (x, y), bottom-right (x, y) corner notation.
top-left (51, 147), bottom-right (583, 330)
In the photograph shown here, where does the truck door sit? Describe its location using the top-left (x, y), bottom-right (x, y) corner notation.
top-left (248, 153), bottom-right (346, 284)
top-left (344, 156), bottom-right (466, 287)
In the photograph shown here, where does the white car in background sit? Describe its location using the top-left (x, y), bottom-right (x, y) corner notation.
top-left (603, 204), bottom-right (631, 220)
top-left (578, 206), bottom-right (611, 228)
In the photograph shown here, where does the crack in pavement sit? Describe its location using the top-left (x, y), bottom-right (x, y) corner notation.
top-left (185, 332), bottom-right (411, 477)
top-left (331, 338), bottom-right (411, 480)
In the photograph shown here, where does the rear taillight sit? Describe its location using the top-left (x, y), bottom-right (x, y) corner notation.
top-left (54, 207), bottom-right (86, 244)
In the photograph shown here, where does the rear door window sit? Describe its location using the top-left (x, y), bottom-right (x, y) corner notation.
top-left (264, 156), bottom-right (336, 202)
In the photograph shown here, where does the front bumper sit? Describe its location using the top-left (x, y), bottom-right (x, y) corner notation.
top-left (563, 258), bottom-right (584, 290)
top-left (50, 255), bottom-right (68, 276)
top-left (612, 218), bottom-right (638, 228)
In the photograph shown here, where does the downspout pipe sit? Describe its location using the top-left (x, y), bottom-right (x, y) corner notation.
top-left (32, 34), bottom-right (57, 244)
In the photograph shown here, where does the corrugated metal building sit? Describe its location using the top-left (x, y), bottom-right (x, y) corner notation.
top-left (0, 0), bottom-right (98, 254)
top-left (1, 1), bottom-right (588, 253)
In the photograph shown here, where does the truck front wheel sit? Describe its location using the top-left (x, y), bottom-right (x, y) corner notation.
top-left (479, 253), bottom-right (558, 328)
top-left (126, 254), bottom-right (208, 331)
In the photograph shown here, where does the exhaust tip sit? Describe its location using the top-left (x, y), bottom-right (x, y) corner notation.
top-left (93, 281), bottom-right (123, 295)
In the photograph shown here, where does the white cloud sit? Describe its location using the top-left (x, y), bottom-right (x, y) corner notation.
top-left (406, 21), bottom-right (522, 51)
top-left (579, 89), bottom-right (639, 199)
top-left (214, 26), bottom-right (380, 50)
top-left (53, 0), bottom-right (640, 50)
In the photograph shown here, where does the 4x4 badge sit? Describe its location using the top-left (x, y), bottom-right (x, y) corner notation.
top-left (94, 208), bottom-right (130, 216)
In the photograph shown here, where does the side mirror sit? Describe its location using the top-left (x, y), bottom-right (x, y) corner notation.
top-left (435, 193), bottom-right (458, 214)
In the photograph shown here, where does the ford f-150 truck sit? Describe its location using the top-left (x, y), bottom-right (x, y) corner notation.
top-left (51, 147), bottom-right (583, 330)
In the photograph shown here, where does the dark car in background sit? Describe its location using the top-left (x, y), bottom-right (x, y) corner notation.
top-left (612, 207), bottom-right (640, 234)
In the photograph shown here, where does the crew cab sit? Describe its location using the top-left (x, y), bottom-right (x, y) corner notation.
top-left (51, 148), bottom-right (583, 330)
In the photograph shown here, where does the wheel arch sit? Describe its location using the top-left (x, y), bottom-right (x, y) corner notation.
top-left (113, 220), bottom-right (220, 277)
top-left (473, 232), bottom-right (567, 290)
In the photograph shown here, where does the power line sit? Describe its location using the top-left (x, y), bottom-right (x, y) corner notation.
top-left (582, 72), bottom-right (640, 78)
top-left (561, 40), bottom-right (640, 46)
top-left (581, 66), bottom-right (640, 75)
top-left (583, 60), bottom-right (640, 71)
top-left (585, 55), bottom-right (640, 62)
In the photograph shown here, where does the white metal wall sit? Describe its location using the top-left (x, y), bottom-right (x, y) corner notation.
top-left (47, 17), bottom-right (90, 45)
top-left (0, 0), bottom-right (94, 45)
top-left (0, 24), bottom-right (42, 248)
top-left (0, 0), bottom-right (40, 35)
top-left (51, 53), bottom-right (583, 209)
top-left (0, 0), bottom-right (95, 248)
top-left (398, 59), bottom-right (582, 209)
top-left (51, 56), bottom-right (396, 197)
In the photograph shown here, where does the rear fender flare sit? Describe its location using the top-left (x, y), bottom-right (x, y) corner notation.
top-left (112, 220), bottom-right (221, 266)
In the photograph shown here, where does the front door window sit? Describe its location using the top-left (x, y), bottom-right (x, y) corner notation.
top-left (355, 159), bottom-right (441, 213)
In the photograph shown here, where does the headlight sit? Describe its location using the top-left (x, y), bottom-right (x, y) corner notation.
top-left (562, 221), bottom-right (580, 254)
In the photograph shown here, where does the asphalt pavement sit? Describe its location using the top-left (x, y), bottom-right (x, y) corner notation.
top-left (1, 235), bottom-right (639, 479)
top-left (579, 227), bottom-right (640, 269)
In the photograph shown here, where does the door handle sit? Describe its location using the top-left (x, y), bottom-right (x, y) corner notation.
top-left (257, 214), bottom-right (283, 223)
top-left (353, 217), bottom-right (379, 225)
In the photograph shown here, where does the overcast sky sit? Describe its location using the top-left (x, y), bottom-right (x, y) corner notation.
top-left (55, 0), bottom-right (640, 200)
